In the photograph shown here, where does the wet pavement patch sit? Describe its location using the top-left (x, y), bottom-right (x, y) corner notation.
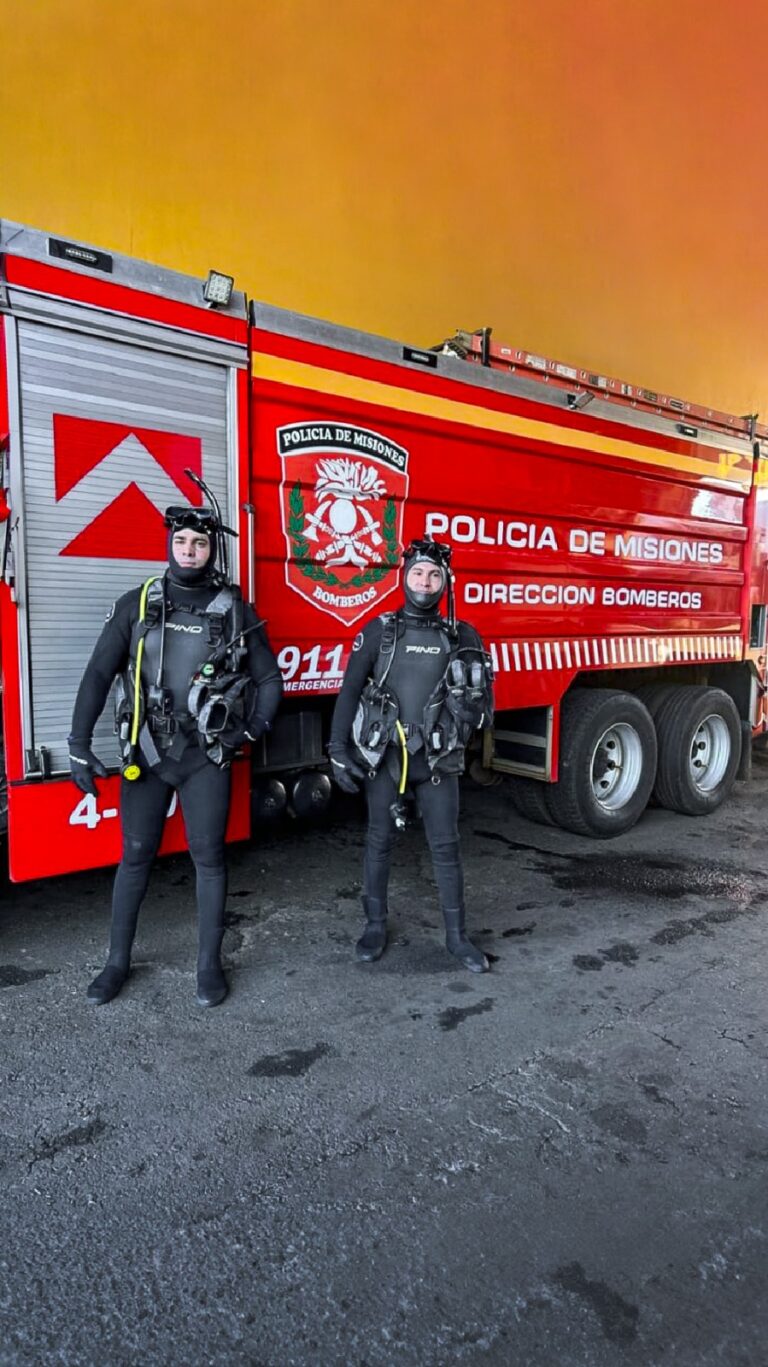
top-left (544, 1056), bottom-right (590, 1082)
top-left (437, 998), bottom-right (494, 1032)
top-left (29, 1116), bottom-right (107, 1168)
top-left (248, 1043), bottom-right (330, 1078)
top-left (600, 942), bottom-right (639, 966)
top-left (554, 1262), bottom-right (639, 1345)
top-left (502, 922), bottom-right (536, 938)
top-left (637, 1080), bottom-right (678, 1111)
top-left (224, 911), bottom-right (250, 928)
top-left (474, 832), bottom-right (767, 908)
top-left (548, 854), bottom-right (764, 904)
top-left (652, 902), bottom-right (757, 945)
top-left (0, 965), bottom-right (54, 988)
top-left (591, 1104), bottom-right (648, 1146)
top-left (573, 954), bottom-right (605, 971)
top-left (224, 929), bottom-right (246, 957)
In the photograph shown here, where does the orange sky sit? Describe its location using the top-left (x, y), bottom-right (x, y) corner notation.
top-left (2, 0), bottom-right (767, 413)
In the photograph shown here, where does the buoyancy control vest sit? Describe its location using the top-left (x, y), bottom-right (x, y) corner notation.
top-left (115, 576), bottom-right (250, 769)
top-left (384, 618), bottom-right (452, 726)
top-left (352, 611), bottom-right (494, 777)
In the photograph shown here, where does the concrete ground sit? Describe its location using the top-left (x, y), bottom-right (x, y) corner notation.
top-left (1, 756), bottom-right (767, 1367)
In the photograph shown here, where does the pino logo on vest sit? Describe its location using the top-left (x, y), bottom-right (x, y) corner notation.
top-left (405, 645), bottom-right (441, 654)
top-left (53, 415), bottom-right (204, 560)
top-left (278, 422), bottom-right (410, 626)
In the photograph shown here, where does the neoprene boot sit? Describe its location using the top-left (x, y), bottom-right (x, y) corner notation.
top-left (356, 897), bottom-right (388, 962)
top-left (87, 962), bottom-right (130, 1006)
top-left (442, 906), bottom-right (489, 973)
top-left (87, 856), bottom-right (149, 1004)
top-left (196, 922), bottom-right (228, 1007)
top-left (196, 962), bottom-right (228, 1008)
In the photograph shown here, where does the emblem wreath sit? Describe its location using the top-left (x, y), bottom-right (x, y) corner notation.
top-left (288, 482), bottom-right (400, 587)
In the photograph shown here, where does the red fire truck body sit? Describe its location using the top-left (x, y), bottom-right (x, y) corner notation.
top-left (1, 221), bottom-right (767, 880)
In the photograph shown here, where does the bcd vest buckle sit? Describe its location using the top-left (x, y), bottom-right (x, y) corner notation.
top-left (207, 613), bottom-right (225, 648)
top-left (147, 711), bottom-right (177, 736)
top-left (428, 725), bottom-right (444, 753)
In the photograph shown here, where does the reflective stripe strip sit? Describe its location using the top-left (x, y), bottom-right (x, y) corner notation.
top-left (488, 633), bottom-right (743, 672)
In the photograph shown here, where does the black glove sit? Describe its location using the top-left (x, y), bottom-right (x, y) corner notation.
top-left (215, 716), bottom-right (269, 753)
top-left (328, 743), bottom-right (367, 794)
top-left (245, 715), bottom-right (269, 743)
top-left (68, 738), bottom-right (108, 797)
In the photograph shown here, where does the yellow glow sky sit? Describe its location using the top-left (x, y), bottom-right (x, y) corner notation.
top-left (2, 0), bottom-right (767, 413)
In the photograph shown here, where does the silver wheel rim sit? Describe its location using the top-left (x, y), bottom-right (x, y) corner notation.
top-left (689, 714), bottom-right (730, 792)
top-left (590, 723), bottom-right (644, 811)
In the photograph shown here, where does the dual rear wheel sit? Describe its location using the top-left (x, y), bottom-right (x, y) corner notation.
top-left (508, 684), bottom-right (741, 838)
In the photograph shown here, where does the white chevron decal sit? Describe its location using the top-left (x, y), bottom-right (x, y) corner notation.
top-left (55, 435), bottom-right (191, 553)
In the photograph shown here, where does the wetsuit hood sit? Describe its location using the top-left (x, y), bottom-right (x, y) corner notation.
top-left (165, 505), bottom-right (219, 586)
top-left (403, 538), bottom-right (451, 612)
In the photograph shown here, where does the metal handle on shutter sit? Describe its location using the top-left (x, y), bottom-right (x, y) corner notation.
top-left (242, 502), bottom-right (255, 603)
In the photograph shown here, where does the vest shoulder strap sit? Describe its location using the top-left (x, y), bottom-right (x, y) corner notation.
top-left (205, 585), bottom-right (235, 616)
top-left (373, 611), bottom-right (401, 685)
top-left (207, 584), bottom-right (245, 659)
top-left (139, 576), bottom-right (164, 629)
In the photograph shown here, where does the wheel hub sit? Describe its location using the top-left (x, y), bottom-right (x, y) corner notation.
top-left (689, 714), bottom-right (730, 793)
top-left (590, 723), bottom-right (644, 810)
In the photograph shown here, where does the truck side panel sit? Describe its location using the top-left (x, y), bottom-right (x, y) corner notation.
top-left (5, 762), bottom-right (250, 883)
top-left (249, 323), bottom-right (751, 714)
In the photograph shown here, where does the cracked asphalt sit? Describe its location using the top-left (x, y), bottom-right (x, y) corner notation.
top-left (1, 755), bottom-right (767, 1366)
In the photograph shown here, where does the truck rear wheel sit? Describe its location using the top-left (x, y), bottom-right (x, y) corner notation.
top-left (545, 689), bottom-right (657, 838)
top-left (652, 686), bottom-right (741, 815)
top-left (634, 682), bottom-right (677, 718)
top-left (633, 684), bottom-right (676, 806)
top-left (507, 776), bottom-right (554, 826)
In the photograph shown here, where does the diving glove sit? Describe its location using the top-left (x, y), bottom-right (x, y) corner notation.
top-left (328, 743), bottom-right (367, 794)
top-left (68, 737), bottom-right (108, 797)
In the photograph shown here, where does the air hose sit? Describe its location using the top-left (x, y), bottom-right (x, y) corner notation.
top-left (390, 720), bottom-right (409, 830)
top-left (122, 576), bottom-right (158, 781)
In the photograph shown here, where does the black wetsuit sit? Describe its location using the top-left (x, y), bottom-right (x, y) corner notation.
top-left (71, 576), bottom-right (282, 1003)
top-left (330, 604), bottom-right (490, 970)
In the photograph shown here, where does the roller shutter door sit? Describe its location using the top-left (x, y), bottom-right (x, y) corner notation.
top-left (13, 318), bottom-right (237, 774)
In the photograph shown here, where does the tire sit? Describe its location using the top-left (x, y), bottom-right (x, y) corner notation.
top-left (507, 776), bottom-right (554, 826)
top-left (633, 685), bottom-right (676, 806)
top-left (545, 689), bottom-right (657, 838)
top-left (652, 686), bottom-right (741, 815)
top-left (634, 683), bottom-right (677, 719)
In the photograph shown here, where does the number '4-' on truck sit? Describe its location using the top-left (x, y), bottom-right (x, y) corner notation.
top-left (1, 220), bottom-right (767, 880)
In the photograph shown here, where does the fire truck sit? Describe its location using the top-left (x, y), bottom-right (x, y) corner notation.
top-left (1, 220), bottom-right (766, 881)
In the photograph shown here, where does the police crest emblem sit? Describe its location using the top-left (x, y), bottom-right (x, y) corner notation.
top-left (278, 422), bottom-right (409, 625)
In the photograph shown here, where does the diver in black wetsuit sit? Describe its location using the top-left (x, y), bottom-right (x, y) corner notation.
top-left (328, 538), bottom-right (493, 972)
top-left (69, 503), bottom-right (282, 1008)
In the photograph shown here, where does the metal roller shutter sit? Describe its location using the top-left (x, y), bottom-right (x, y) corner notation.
top-left (13, 317), bottom-right (237, 775)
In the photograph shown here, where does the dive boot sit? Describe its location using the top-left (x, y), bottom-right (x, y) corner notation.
top-left (87, 963), bottom-right (129, 1005)
top-left (196, 961), bottom-right (228, 1008)
top-left (443, 907), bottom-right (489, 973)
top-left (356, 897), bottom-right (388, 962)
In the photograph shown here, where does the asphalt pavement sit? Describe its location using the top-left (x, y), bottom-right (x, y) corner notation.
top-left (1, 757), bottom-right (767, 1366)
